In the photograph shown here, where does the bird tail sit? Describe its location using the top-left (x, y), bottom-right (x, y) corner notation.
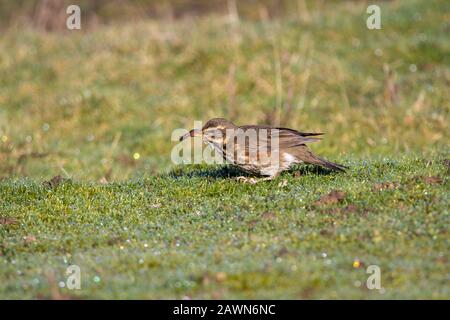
top-left (314, 157), bottom-right (348, 172)
top-left (298, 132), bottom-right (324, 137)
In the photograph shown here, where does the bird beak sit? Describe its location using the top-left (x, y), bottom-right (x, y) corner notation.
top-left (179, 129), bottom-right (201, 141)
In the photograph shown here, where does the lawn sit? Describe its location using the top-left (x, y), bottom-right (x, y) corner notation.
top-left (0, 0), bottom-right (449, 299)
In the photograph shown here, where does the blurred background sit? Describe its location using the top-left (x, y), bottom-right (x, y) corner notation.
top-left (0, 0), bottom-right (448, 181)
top-left (1, 0), bottom-right (330, 30)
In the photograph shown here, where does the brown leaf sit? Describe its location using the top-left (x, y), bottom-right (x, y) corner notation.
top-left (248, 219), bottom-right (258, 228)
top-left (320, 228), bottom-right (332, 236)
top-left (443, 159), bottom-right (450, 170)
top-left (23, 235), bottom-right (37, 244)
top-left (423, 176), bottom-right (443, 185)
top-left (343, 204), bottom-right (359, 213)
top-left (107, 236), bottom-right (121, 246)
top-left (215, 272), bottom-right (227, 283)
top-left (43, 175), bottom-right (69, 188)
top-left (261, 211), bottom-right (276, 220)
top-left (0, 217), bottom-right (18, 225)
top-left (277, 247), bottom-right (289, 257)
top-left (315, 190), bottom-right (346, 206)
top-left (372, 182), bottom-right (399, 191)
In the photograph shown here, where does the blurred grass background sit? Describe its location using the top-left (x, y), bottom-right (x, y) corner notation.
top-left (0, 0), bottom-right (448, 181)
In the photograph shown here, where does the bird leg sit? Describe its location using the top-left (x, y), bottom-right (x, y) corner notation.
top-left (235, 176), bottom-right (259, 184)
top-left (235, 176), bottom-right (276, 184)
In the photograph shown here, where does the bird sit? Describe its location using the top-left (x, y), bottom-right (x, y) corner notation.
top-left (179, 118), bottom-right (347, 183)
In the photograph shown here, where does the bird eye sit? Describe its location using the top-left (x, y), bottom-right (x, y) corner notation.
top-left (208, 130), bottom-right (221, 139)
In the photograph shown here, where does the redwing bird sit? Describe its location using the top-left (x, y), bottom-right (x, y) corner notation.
top-left (179, 118), bottom-right (347, 182)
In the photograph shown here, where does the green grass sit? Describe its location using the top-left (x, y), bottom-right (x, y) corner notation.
top-left (0, 157), bottom-right (448, 299)
top-left (0, 0), bottom-right (449, 299)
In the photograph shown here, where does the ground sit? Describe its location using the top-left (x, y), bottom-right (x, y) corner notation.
top-left (0, 0), bottom-right (449, 299)
top-left (0, 158), bottom-right (448, 298)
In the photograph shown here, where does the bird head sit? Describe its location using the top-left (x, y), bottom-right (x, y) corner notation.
top-left (179, 118), bottom-right (236, 144)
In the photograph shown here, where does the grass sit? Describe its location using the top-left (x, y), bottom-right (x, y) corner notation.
top-left (0, 0), bottom-right (449, 299)
top-left (0, 157), bottom-right (448, 299)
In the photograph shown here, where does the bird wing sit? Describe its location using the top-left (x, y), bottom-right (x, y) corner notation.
top-left (239, 125), bottom-right (322, 148)
top-left (240, 125), bottom-right (323, 137)
top-left (268, 129), bottom-right (322, 150)
top-left (232, 127), bottom-right (321, 160)
top-left (274, 127), bottom-right (324, 137)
